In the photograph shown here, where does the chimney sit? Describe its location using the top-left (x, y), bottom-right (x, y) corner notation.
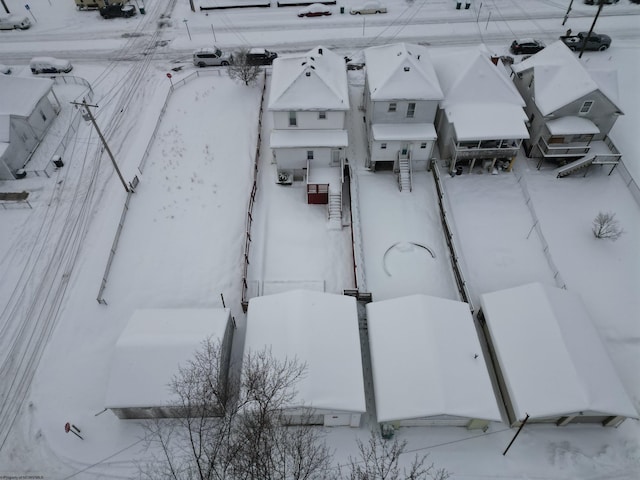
top-left (490, 56), bottom-right (500, 66)
top-left (318, 47), bottom-right (323, 55)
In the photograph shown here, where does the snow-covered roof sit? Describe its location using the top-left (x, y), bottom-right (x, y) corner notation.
top-left (0, 75), bottom-right (54, 117)
top-left (546, 116), bottom-right (600, 135)
top-left (0, 115), bottom-right (10, 143)
top-left (367, 295), bottom-right (501, 423)
top-left (364, 43), bottom-right (444, 101)
top-left (446, 104), bottom-right (529, 141)
top-left (431, 47), bottom-right (525, 109)
top-left (371, 123), bottom-right (437, 141)
top-left (270, 129), bottom-right (348, 148)
top-left (268, 46), bottom-right (350, 111)
top-left (511, 41), bottom-right (622, 116)
top-left (480, 283), bottom-right (637, 421)
top-left (245, 290), bottom-right (366, 413)
top-left (104, 308), bottom-right (231, 409)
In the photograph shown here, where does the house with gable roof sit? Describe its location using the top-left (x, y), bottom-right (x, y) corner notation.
top-left (511, 40), bottom-right (623, 176)
top-left (268, 46), bottom-right (349, 206)
top-left (0, 75), bottom-right (59, 180)
top-left (362, 43), bottom-right (444, 189)
top-left (430, 47), bottom-right (529, 174)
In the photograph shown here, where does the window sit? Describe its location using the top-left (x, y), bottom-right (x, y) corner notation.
top-left (420, 142), bottom-right (427, 149)
top-left (407, 102), bottom-right (416, 118)
top-left (380, 143), bottom-right (387, 150)
top-left (388, 103), bottom-right (396, 113)
top-left (318, 111), bottom-right (327, 120)
top-left (307, 150), bottom-right (314, 160)
top-left (288, 111), bottom-right (297, 126)
top-left (579, 100), bottom-right (594, 114)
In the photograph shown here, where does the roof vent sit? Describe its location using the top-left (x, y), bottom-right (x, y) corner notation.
top-left (305, 71), bottom-right (311, 77)
top-left (310, 65), bottom-right (315, 69)
top-left (302, 61), bottom-right (307, 66)
top-left (310, 56), bottom-right (315, 61)
top-left (404, 67), bottom-right (410, 72)
top-left (318, 48), bottom-right (323, 55)
top-left (417, 54), bottom-right (421, 60)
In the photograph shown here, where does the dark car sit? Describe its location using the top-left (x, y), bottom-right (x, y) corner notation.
top-left (99, 4), bottom-right (137, 19)
top-left (510, 39), bottom-right (546, 55)
top-left (246, 48), bottom-right (279, 66)
top-left (561, 32), bottom-right (612, 51)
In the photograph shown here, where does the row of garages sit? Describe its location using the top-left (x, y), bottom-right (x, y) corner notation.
top-left (104, 285), bottom-right (636, 429)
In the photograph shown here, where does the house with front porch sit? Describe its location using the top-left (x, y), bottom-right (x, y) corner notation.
top-left (511, 41), bottom-right (623, 177)
top-left (363, 43), bottom-right (444, 191)
top-left (430, 48), bottom-right (529, 174)
top-left (268, 46), bottom-right (349, 210)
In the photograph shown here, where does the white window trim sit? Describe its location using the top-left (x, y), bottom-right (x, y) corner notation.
top-left (579, 100), bottom-right (594, 115)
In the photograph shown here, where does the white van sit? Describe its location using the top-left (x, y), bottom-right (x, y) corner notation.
top-left (30, 57), bottom-right (73, 74)
top-left (0, 15), bottom-right (32, 30)
top-left (193, 47), bottom-right (233, 67)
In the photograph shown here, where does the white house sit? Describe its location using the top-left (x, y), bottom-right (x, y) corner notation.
top-left (511, 41), bottom-right (623, 176)
top-left (478, 283), bottom-right (637, 427)
top-left (105, 308), bottom-right (235, 419)
top-left (367, 295), bottom-right (502, 429)
top-left (363, 43), bottom-right (444, 187)
top-left (0, 75), bottom-right (59, 180)
top-left (430, 48), bottom-right (529, 174)
top-left (244, 290), bottom-right (366, 427)
top-left (268, 46), bottom-right (349, 206)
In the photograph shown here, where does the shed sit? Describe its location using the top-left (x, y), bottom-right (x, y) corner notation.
top-left (244, 290), bottom-right (366, 427)
top-left (0, 75), bottom-right (58, 180)
top-left (105, 308), bottom-right (234, 419)
top-left (478, 283), bottom-right (637, 427)
top-left (367, 295), bottom-right (501, 429)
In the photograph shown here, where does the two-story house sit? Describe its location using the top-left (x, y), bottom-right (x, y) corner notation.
top-left (362, 43), bottom-right (444, 190)
top-left (431, 48), bottom-right (530, 175)
top-left (511, 41), bottom-right (623, 177)
top-left (268, 46), bottom-right (349, 206)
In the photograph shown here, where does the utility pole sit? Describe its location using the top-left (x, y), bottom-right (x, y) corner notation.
top-left (72, 99), bottom-right (130, 193)
top-left (579, 0), bottom-right (605, 58)
top-left (563, 0), bottom-right (574, 26)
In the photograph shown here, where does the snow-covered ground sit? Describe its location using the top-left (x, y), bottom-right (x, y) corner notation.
top-left (0, 0), bottom-right (639, 478)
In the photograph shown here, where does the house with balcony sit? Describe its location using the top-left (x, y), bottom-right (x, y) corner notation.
top-left (511, 41), bottom-right (623, 177)
top-left (362, 43), bottom-right (444, 191)
top-left (268, 46), bottom-right (349, 211)
top-left (431, 48), bottom-right (529, 174)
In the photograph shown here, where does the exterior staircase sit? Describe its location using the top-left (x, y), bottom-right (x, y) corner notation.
top-left (398, 157), bottom-right (412, 192)
top-left (328, 190), bottom-right (342, 230)
top-left (556, 155), bottom-right (596, 178)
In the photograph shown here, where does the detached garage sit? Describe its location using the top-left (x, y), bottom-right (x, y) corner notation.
top-left (105, 308), bottom-right (235, 419)
top-left (245, 290), bottom-right (366, 427)
top-left (479, 283), bottom-right (637, 427)
top-left (367, 295), bottom-right (502, 429)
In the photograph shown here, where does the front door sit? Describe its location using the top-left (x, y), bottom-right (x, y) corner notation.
top-left (331, 149), bottom-right (340, 166)
top-left (401, 143), bottom-right (410, 157)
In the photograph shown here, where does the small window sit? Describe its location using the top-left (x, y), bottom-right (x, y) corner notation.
top-left (380, 143), bottom-right (387, 150)
top-left (307, 150), bottom-right (314, 160)
top-left (318, 111), bottom-right (327, 120)
top-left (289, 111), bottom-right (297, 126)
top-left (388, 103), bottom-right (396, 113)
top-left (407, 102), bottom-right (416, 118)
top-left (420, 142), bottom-right (427, 149)
top-left (579, 100), bottom-right (594, 114)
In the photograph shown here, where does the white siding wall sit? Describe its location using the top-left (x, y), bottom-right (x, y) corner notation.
top-left (369, 100), bottom-right (438, 124)
top-left (274, 148), bottom-right (332, 170)
top-left (272, 110), bottom-right (346, 130)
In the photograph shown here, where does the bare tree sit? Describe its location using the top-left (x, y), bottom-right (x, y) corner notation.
top-left (140, 340), bottom-right (335, 480)
top-left (228, 48), bottom-right (263, 86)
top-left (345, 433), bottom-right (450, 480)
top-left (592, 211), bottom-right (625, 241)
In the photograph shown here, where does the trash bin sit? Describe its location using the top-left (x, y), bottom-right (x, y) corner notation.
top-left (456, 1), bottom-right (461, 9)
top-left (455, 166), bottom-right (464, 175)
top-left (340, 6), bottom-right (344, 13)
top-left (140, 7), bottom-right (145, 14)
top-left (465, 2), bottom-right (471, 9)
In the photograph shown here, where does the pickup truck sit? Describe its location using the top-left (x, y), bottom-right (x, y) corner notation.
top-left (560, 32), bottom-right (611, 51)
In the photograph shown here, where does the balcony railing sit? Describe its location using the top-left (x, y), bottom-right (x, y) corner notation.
top-left (538, 137), bottom-right (590, 158)
top-left (452, 139), bottom-right (521, 161)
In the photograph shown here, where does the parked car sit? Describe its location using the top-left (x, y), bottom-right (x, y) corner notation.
top-left (246, 48), bottom-right (278, 66)
top-left (510, 39), bottom-right (546, 55)
top-left (350, 1), bottom-right (387, 14)
top-left (193, 47), bottom-right (233, 67)
top-left (30, 57), bottom-right (73, 74)
top-left (298, 3), bottom-right (332, 17)
top-left (99, 4), bottom-right (137, 19)
top-left (0, 64), bottom-right (11, 74)
top-left (0, 14), bottom-right (31, 30)
top-left (561, 32), bottom-right (612, 51)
